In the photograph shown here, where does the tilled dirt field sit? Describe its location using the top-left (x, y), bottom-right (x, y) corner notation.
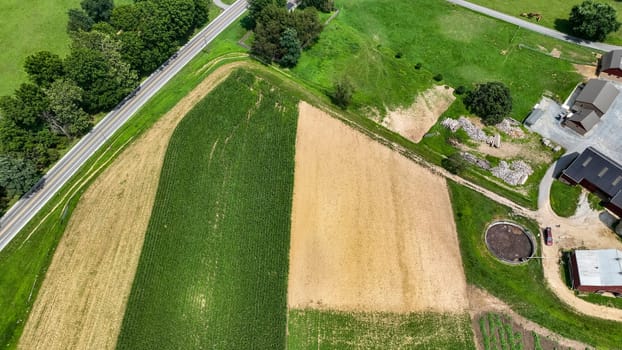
top-left (288, 102), bottom-right (468, 313)
top-left (18, 63), bottom-right (243, 350)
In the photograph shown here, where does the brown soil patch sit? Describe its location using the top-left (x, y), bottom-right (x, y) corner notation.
top-left (288, 102), bottom-right (468, 314)
top-left (485, 223), bottom-right (534, 263)
top-left (18, 62), bottom-right (244, 350)
top-left (573, 64), bottom-right (597, 80)
top-left (382, 85), bottom-right (455, 143)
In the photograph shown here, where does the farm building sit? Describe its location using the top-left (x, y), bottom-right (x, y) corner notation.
top-left (569, 249), bottom-right (622, 294)
top-left (562, 79), bottom-right (619, 135)
top-left (600, 50), bottom-right (622, 78)
top-left (560, 147), bottom-right (622, 218)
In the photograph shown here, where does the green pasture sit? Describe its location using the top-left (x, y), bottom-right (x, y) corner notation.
top-left (549, 179), bottom-right (581, 217)
top-left (0, 0), bottom-right (133, 96)
top-left (448, 181), bottom-right (622, 349)
top-left (116, 70), bottom-right (297, 349)
top-left (293, 0), bottom-right (592, 120)
top-left (469, 0), bottom-right (622, 45)
top-left (288, 309), bottom-right (475, 349)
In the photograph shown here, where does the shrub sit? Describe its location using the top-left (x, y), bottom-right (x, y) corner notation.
top-left (433, 74), bottom-right (443, 81)
top-left (464, 82), bottom-right (512, 125)
top-left (455, 85), bottom-right (466, 95)
top-left (415, 62), bottom-right (422, 70)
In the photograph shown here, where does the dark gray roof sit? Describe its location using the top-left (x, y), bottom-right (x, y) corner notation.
top-left (562, 147), bottom-right (622, 200)
top-left (574, 79), bottom-right (619, 115)
top-left (566, 109), bottom-right (600, 132)
top-left (601, 50), bottom-right (622, 71)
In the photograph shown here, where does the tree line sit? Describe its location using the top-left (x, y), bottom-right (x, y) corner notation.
top-left (0, 0), bottom-right (209, 213)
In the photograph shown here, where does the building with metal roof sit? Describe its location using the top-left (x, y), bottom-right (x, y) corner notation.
top-left (569, 249), bottom-right (622, 294)
top-left (562, 79), bottom-right (619, 135)
top-left (560, 147), bottom-right (622, 218)
top-left (600, 50), bottom-right (622, 77)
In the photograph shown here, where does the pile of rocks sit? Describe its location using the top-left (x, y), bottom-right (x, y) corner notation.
top-left (491, 160), bottom-right (534, 186)
top-left (441, 117), bottom-right (489, 142)
top-left (461, 152), bottom-right (492, 170)
top-left (495, 118), bottom-right (525, 138)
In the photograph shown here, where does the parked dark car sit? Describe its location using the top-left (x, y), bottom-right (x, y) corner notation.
top-left (544, 227), bottom-right (553, 246)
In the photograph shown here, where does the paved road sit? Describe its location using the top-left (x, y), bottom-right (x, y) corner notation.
top-left (447, 0), bottom-right (622, 52)
top-left (0, 0), bottom-right (248, 252)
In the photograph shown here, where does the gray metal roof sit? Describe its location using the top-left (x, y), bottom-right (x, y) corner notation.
top-left (574, 79), bottom-right (619, 115)
top-left (601, 50), bottom-right (622, 71)
top-left (575, 249), bottom-right (622, 287)
top-left (562, 147), bottom-right (622, 200)
top-left (566, 108), bottom-right (600, 132)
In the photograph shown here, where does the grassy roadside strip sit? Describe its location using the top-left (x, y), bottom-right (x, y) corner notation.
top-left (447, 181), bottom-right (622, 349)
top-left (0, 19), bottom-right (248, 348)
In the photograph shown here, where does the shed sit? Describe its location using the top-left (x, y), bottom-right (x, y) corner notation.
top-left (600, 50), bottom-right (622, 77)
top-left (569, 249), bottom-right (622, 294)
top-left (573, 79), bottom-right (619, 117)
top-left (562, 109), bottom-right (600, 135)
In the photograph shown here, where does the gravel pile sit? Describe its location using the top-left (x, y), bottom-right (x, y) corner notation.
top-left (491, 160), bottom-right (534, 185)
top-left (461, 152), bottom-right (491, 170)
top-left (441, 117), bottom-right (489, 141)
top-left (495, 118), bottom-right (525, 138)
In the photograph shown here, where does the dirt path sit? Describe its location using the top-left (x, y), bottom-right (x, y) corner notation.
top-left (288, 102), bottom-right (468, 313)
top-left (18, 62), bottom-right (244, 350)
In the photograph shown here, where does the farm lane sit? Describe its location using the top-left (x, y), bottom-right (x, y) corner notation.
top-left (447, 0), bottom-right (622, 52)
top-left (0, 0), bottom-right (249, 252)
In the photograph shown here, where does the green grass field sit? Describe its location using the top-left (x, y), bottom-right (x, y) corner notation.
top-left (0, 0), bottom-right (132, 96)
top-left (288, 309), bottom-right (476, 349)
top-left (116, 70), bottom-right (298, 349)
top-left (293, 0), bottom-right (593, 120)
top-left (549, 180), bottom-right (581, 217)
top-left (469, 0), bottom-right (622, 45)
top-left (448, 181), bottom-right (622, 349)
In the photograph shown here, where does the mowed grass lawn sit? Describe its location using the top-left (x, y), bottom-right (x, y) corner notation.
top-left (448, 181), bottom-right (622, 349)
top-left (288, 309), bottom-right (475, 349)
top-left (0, 0), bottom-right (132, 96)
top-left (549, 179), bottom-right (582, 217)
top-left (469, 0), bottom-right (622, 45)
top-left (294, 0), bottom-right (593, 119)
top-left (116, 70), bottom-right (298, 349)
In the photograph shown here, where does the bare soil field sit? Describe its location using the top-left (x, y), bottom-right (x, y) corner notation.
top-left (288, 102), bottom-right (468, 313)
top-left (18, 63), bottom-right (243, 350)
top-left (382, 85), bottom-right (455, 143)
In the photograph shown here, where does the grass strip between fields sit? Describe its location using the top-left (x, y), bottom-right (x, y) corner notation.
top-left (116, 70), bottom-right (298, 349)
top-left (288, 309), bottom-right (476, 349)
top-left (448, 181), bottom-right (622, 349)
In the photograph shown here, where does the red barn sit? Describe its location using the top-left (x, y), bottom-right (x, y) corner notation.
top-left (600, 50), bottom-right (622, 77)
top-left (569, 249), bottom-right (622, 294)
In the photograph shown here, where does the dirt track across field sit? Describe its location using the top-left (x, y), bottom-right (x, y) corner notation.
top-left (18, 62), bottom-right (243, 350)
top-left (288, 102), bottom-right (468, 313)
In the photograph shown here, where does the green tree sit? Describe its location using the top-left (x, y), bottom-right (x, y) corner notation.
top-left (464, 82), bottom-right (512, 125)
top-left (247, 0), bottom-right (286, 28)
top-left (332, 77), bottom-right (354, 109)
top-left (192, 0), bottom-right (210, 29)
top-left (569, 0), bottom-right (621, 41)
top-left (81, 0), bottom-right (114, 22)
top-left (67, 8), bottom-right (94, 33)
top-left (0, 156), bottom-right (40, 198)
top-left (442, 153), bottom-right (467, 175)
top-left (0, 83), bottom-right (48, 130)
top-left (24, 51), bottom-right (65, 87)
top-left (44, 79), bottom-right (92, 138)
top-left (300, 0), bottom-right (334, 13)
top-left (65, 31), bottom-right (138, 112)
top-left (279, 28), bottom-right (301, 67)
